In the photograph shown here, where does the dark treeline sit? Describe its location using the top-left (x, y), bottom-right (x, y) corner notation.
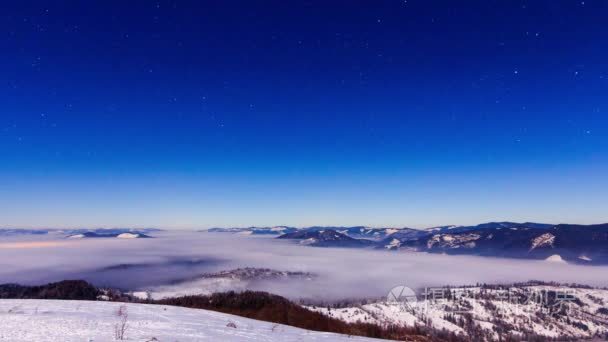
top-left (0, 280), bottom-right (98, 300)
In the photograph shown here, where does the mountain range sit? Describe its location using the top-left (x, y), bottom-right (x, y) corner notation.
top-left (3, 223), bottom-right (607, 264)
top-left (0, 228), bottom-right (160, 238)
top-left (277, 229), bottom-right (375, 247)
top-left (208, 222), bottom-right (608, 264)
top-left (380, 222), bottom-right (608, 264)
top-left (206, 225), bottom-right (401, 240)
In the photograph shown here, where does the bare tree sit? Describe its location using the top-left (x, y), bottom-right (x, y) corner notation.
top-left (114, 305), bottom-right (129, 340)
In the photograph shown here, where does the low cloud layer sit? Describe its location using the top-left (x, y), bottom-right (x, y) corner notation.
top-left (1, 231), bottom-right (607, 301)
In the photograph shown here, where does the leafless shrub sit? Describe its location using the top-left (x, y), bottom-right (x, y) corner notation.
top-left (114, 305), bottom-right (129, 340)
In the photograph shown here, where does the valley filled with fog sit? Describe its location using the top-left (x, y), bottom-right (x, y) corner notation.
top-left (1, 231), bottom-right (607, 302)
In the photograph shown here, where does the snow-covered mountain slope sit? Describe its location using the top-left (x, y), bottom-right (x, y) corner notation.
top-left (529, 232), bottom-right (555, 251)
top-left (116, 233), bottom-right (146, 239)
top-left (308, 285), bottom-right (608, 341)
top-left (0, 299), bottom-right (379, 341)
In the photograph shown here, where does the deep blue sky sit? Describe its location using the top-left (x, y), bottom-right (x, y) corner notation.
top-left (1, 1), bottom-right (607, 228)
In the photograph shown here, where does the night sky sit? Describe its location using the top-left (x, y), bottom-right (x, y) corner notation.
top-left (1, 1), bottom-right (607, 229)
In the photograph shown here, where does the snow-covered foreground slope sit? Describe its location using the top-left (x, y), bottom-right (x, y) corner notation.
top-left (0, 299), bottom-right (379, 341)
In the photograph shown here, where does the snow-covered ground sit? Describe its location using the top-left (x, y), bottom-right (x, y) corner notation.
top-left (0, 299), bottom-right (379, 341)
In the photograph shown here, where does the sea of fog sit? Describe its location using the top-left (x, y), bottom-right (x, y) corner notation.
top-left (1, 231), bottom-right (607, 301)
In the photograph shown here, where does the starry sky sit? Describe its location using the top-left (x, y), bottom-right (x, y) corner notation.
top-left (1, 1), bottom-right (607, 229)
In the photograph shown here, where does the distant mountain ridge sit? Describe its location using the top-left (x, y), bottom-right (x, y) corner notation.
top-left (5, 223), bottom-right (608, 264)
top-left (426, 222), bottom-right (554, 234)
top-left (67, 231), bottom-right (153, 239)
top-left (206, 225), bottom-right (411, 240)
top-left (203, 222), bottom-right (557, 239)
top-left (384, 222), bottom-right (608, 264)
top-left (0, 228), bottom-right (160, 238)
top-left (277, 229), bottom-right (375, 248)
top-left (210, 222), bottom-right (608, 264)
top-left (206, 226), bottom-right (299, 235)
top-left (380, 223), bottom-right (608, 263)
